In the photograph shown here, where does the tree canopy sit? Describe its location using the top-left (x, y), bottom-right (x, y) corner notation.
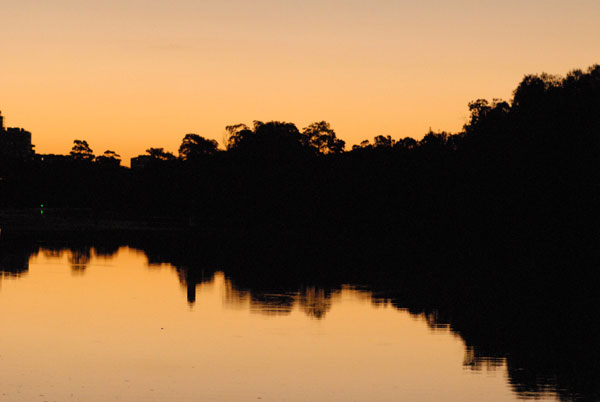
top-left (146, 147), bottom-right (176, 161)
top-left (178, 134), bottom-right (219, 160)
top-left (70, 140), bottom-right (94, 161)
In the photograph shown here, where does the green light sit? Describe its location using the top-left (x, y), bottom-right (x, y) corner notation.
top-left (41, 204), bottom-right (44, 207)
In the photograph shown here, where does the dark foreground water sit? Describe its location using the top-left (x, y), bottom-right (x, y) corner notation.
top-left (0, 244), bottom-right (568, 402)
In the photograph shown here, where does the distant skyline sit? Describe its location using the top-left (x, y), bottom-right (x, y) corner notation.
top-left (1, 0), bottom-right (599, 164)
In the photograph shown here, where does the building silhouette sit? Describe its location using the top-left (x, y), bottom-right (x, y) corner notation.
top-left (130, 155), bottom-right (152, 170)
top-left (0, 111), bottom-right (34, 161)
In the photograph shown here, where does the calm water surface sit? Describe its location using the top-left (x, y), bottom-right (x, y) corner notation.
top-left (1, 246), bottom-right (556, 402)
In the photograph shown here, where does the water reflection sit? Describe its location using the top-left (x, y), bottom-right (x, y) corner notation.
top-left (158, 244), bottom-right (600, 402)
top-left (68, 247), bottom-right (91, 272)
top-left (0, 236), bottom-right (599, 401)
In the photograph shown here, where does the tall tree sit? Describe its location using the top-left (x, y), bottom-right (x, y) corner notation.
top-left (302, 121), bottom-right (345, 154)
top-left (178, 134), bottom-right (218, 160)
top-left (70, 140), bottom-right (94, 161)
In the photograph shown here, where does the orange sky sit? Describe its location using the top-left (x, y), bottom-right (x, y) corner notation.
top-left (1, 0), bottom-right (599, 164)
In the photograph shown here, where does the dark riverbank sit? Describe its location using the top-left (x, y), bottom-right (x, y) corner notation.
top-left (2, 67), bottom-right (598, 252)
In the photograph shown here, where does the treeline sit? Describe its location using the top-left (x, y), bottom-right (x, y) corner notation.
top-left (1, 65), bottom-right (599, 260)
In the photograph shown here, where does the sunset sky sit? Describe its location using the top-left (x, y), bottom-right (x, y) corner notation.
top-left (1, 0), bottom-right (599, 164)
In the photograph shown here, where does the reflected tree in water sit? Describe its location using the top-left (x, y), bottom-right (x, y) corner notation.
top-left (299, 287), bottom-right (333, 319)
top-left (68, 247), bottom-right (91, 272)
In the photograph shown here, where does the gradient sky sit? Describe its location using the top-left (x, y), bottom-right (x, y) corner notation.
top-left (1, 0), bottom-right (599, 164)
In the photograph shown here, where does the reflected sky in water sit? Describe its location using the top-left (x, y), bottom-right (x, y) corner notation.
top-left (0, 247), bottom-right (556, 402)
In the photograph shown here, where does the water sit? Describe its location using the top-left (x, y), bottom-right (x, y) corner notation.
top-left (0, 245), bottom-right (576, 401)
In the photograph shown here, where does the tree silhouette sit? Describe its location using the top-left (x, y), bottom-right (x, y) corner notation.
top-left (301, 121), bottom-right (345, 154)
top-left (178, 134), bottom-right (218, 160)
top-left (373, 135), bottom-right (395, 148)
top-left (95, 150), bottom-right (121, 166)
top-left (352, 139), bottom-right (372, 150)
top-left (224, 121), bottom-right (307, 157)
top-left (419, 130), bottom-right (449, 150)
top-left (70, 140), bottom-right (94, 161)
top-left (394, 137), bottom-right (417, 150)
top-left (224, 123), bottom-right (252, 150)
top-left (512, 73), bottom-right (561, 109)
top-left (463, 99), bottom-right (510, 134)
top-left (146, 147), bottom-right (176, 161)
